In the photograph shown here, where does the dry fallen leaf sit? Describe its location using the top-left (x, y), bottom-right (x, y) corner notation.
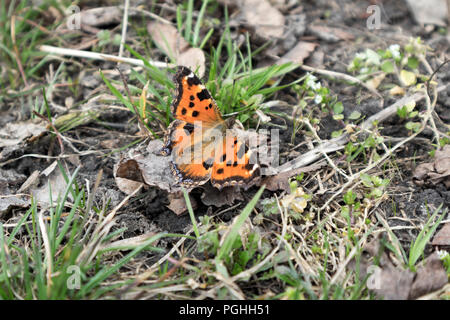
top-left (30, 168), bottom-right (72, 206)
top-left (261, 162), bottom-right (326, 192)
top-left (147, 22), bottom-right (205, 77)
top-left (349, 236), bottom-right (448, 300)
top-left (177, 48), bottom-right (206, 80)
top-left (200, 183), bottom-right (244, 207)
top-left (409, 252), bottom-right (449, 299)
top-left (432, 223), bottom-right (450, 246)
top-left (405, 0), bottom-right (448, 27)
top-left (413, 145), bottom-right (450, 189)
top-left (308, 25), bottom-right (355, 42)
top-left (167, 191), bottom-right (198, 216)
top-left (240, 0), bottom-right (285, 39)
top-left (365, 73), bottom-right (386, 90)
top-left (0, 195), bottom-right (29, 218)
top-left (0, 120), bottom-right (46, 148)
top-left (76, 6), bottom-right (122, 27)
top-left (147, 22), bottom-right (189, 60)
top-left (278, 41), bottom-right (318, 65)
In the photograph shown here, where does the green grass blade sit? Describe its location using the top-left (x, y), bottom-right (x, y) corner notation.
top-left (217, 186), bottom-right (265, 261)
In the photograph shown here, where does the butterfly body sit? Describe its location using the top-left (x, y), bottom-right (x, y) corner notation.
top-left (162, 66), bottom-right (260, 190)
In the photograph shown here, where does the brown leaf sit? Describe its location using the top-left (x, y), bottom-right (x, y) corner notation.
top-left (147, 22), bottom-right (189, 60)
top-left (405, 0), bottom-right (447, 27)
top-left (349, 236), bottom-right (448, 300)
top-left (413, 145), bottom-right (450, 189)
top-left (147, 22), bottom-right (205, 77)
top-left (278, 41), bottom-right (318, 65)
top-left (30, 169), bottom-right (72, 206)
top-left (114, 140), bottom-right (183, 194)
top-left (308, 25), bottom-right (355, 42)
top-left (177, 48), bottom-right (206, 78)
top-left (167, 191), bottom-right (197, 216)
top-left (78, 6), bottom-right (122, 27)
top-left (432, 223), bottom-right (450, 246)
top-left (409, 252), bottom-right (448, 299)
top-left (0, 120), bottom-right (46, 148)
top-left (0, 195), bottom-right (29, 218)
top-left (240, 0), bottom-right (285, 39)
top-left (200, 184), bottom-right (244, 207)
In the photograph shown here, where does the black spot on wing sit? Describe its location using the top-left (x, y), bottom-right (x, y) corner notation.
top-left (189, 102), bottom-right (195, 108)
top-left (197, 89), bottom-right (210, 101)
top-left (181, 108), bottom-right (187, 115)
top-left (245, 163), bottom-right (255, 171)
top-left (190, 95), bottom-right (195, 100)
top-left (202, 158), bottom-right (214, 170)
top-left (216, 168), bottom-right (224, 174)
top-left (187, 75), bottom-right (200, 86)
top-left (183, 123), bottom-right (195, 135)
top-left (220, 154), bottom-right (226, 162)
top-left (192, 110), bottom-right (199, 117)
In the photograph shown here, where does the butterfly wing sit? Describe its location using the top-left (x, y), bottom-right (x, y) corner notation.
top-left (165, 66), bottom-right (260, 189)
top-left (172, 66), bottom-right (224, 126)
top-left (164, 120), bottom-right (213, 186)
top-left (210, 134), bottom-right (260, 190)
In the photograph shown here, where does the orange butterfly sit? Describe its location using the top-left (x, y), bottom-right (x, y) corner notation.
top-left (161, 66), bottom-right (260, 190)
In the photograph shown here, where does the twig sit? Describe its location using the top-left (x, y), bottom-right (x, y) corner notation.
top-left (11, 15), bottom-right (29, 87)
top-left (39, 45), bottom-right (172, 68)
top-left (318, 84), bottom-right (441, 224)
top-left (118, 0), bottom-right (130, 58)
top-left (276, 84), bottom-right (448, 175)
top-left (300, 64), bottom-right (384, 100)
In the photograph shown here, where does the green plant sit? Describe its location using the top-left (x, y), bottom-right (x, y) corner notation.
top-left (408, 204), bottom-right (447, 270)
top-left (348, 38), bottom-right (429, 89)
top-left (0, 164), bottom-right (175, 299)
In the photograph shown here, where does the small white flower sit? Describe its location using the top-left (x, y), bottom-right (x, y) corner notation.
top-left (306, 74), bottom-right (322, 91)
top-left (307, 73), bottom-right (317, 81)
top-left (313, 81), bottom-right (321, 90)
top-left (355, 52), bottom-right (366, 60)
top-left (437, 250), bottom-right (449, 260)
top-left (360, 67), bottom-right (369, 74)
top-left (389, 44), bottom-right (401, 59)
top-left (314, 95), bottom-right (323, 104)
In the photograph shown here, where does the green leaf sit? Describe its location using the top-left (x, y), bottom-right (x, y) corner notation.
top-left (381, 60), bottom-right (394, 73)
top-left (400, 70), bottom-right (417, 86)
top-left (365, 49), bottom-right (381, 65)
top-left (348, 111), bottom-right (361, 120)
top-left (407, 56), bottom-right (419, 69)
top-left (360, 173), bottom-right (373, 188)
top-left (332, 101), bottom-right (344, 114)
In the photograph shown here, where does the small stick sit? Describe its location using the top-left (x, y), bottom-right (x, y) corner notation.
top-left (118, 0), bottom-right (130, 58)
top-left (39, 45), bottom-right (172, 68)
top-left (300, 64), bottom-right (384, 100)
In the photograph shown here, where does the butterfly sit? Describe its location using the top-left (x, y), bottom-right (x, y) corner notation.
top-left (161, 66), bottom-right (260, 190)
